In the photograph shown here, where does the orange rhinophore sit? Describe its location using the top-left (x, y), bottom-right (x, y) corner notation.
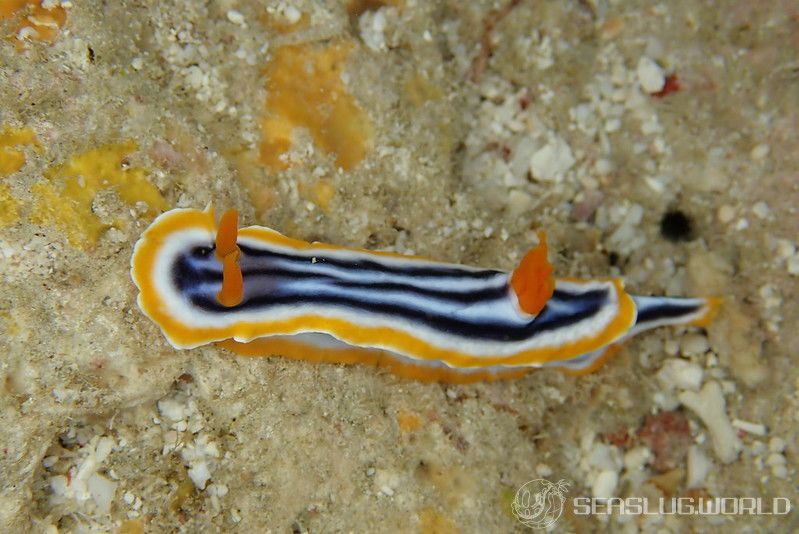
top-left (215, 209), bottom-right (244, 307)
top-left (215, 208), bottom-right (240, 259)
top-left (510, 230), bottom-right (555, 315)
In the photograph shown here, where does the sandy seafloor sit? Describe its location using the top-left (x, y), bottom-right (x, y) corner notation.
top-left (1, 0), bottom-right (798, 532)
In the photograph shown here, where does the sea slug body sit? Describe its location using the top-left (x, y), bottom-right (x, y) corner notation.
top-left (131, 207), bottom-right (719, 383)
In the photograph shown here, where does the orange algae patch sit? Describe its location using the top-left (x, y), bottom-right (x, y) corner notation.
top-left (0, 184), bottom-right (21, 227)
top-left (169, 477), bottom-right (195, 514)
top-left (0, 0), bottom-right (28, 20)
top-left (260, 41), bottom-right (374, 171)
top-left (396, 408), bottom-right (423, 432)
top-left (223, 147), bottom-right (277, 216)
top-left (30, 141), bottom-right (169, 248)
top-left (0, 125), bottom-right (39, 176)
top-left (298, 178), bottom-right (335, 211)
top-left (117, 519), bottom-right (145, 534)
top-left (417, 507), bottom-right (458, 534)
top-left (2, 0), bottom-right (67, 48)
top-left (405, 72), bottom-right (443, 107)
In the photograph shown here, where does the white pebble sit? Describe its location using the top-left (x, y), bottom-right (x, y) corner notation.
top-left (595, 158), bottom-right (613, 175)
top-left (592, 470), bottom-right (619, 499)
top-left (640, 114), bottom-right (663, 135)
top-left (586, 443), bottom-right (622, 472)
top-left (644, 175), bottom-right (668, 193)
top-left (750, 441), bottom-right (767, 455)
top-left (777, 239), bottom-right (796, 260)
top-left (506, 190), bottom-right (534, 216)
top-left (766, 453), bottom-right (786, 467)
top-left (769, 437), bottom-right (786, 453)
top-left (652, 391), bottom-right (680, 411)
top-left (787, 256), bottom-right (799, 276)
top-left (188, 461), bottom-right (212, 489)
top-left (283, 5), bottom-right (302, 24)
top-left (721, 380), bottom-right (737, 395)
top-left (637, 56), bottom-right (665, 93)
top-left (776, 240), bottom-right (796, 259)
top-left (87, 473), bottom-right (117, 514)
top-left (604, 118), bottom-right (621, 132)
top-left (663, 338), bottom-right (680, 356)
top-left (680, 333), bottom-right (709, 357)
top-left (752, 201), bottom-right (770, 219)
top-left (771, 464), bottom-right (788, 478)
top-left (623, 447), bottom-right (651, 471)
top-left (95, 436), bottom-right (115, 463)
top-left (208, 483), bottom-right (229, 497)
top-left (158, 398), bottom-right (187, 422)
top-left (49, 475), bottom-right (69, 497)
top-left (717, 205), bottom-right (735, 224)
top-left (162, 430), bottom-right (180, 455)
top-left (359, 9), bottom-right (388, 52)
top-left (536, 463), bottom-right (553, 477)
top-left (750, 144), bottom-right (769, 160)
top-left (529, 135), bottom-right (575, 182)
top-left (226, 9), bottom-right (246, 26)
top-left (131, 57), bottom-right (144, 70)
top-left (759, 283), bottom-right (781, 308)
top-left (188, 416), bottom-right (205, 434)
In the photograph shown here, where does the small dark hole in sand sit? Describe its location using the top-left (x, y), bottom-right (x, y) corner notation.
top-left (660, 210), bottom-right (693, 241)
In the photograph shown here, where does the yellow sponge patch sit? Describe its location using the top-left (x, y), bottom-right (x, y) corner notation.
top-left (260, 41), bottom-right (373, 171)
top-left (30, 141), bottom-right (168, 248)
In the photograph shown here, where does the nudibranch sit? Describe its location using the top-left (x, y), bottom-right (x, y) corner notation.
top-left (131, 207), bottom-right (719, 383)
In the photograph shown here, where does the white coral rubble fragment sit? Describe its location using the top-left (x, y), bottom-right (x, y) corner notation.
top-left (359, 9), bottom-right (389, 52)
top-left (731, 419), bottom-right (767, 437)
top-left (686, 445), bottom-right (712, 488)
top-left (529, 135), bottom-right (575, 182)
top-left (179, 434), bottom-right (220, 489)
top-left (657, 358), bottom-right (704, 392)
top-left (678, 381), bottom-right (742, 464)
top-left (47, 436), bottom-right (118, 515)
